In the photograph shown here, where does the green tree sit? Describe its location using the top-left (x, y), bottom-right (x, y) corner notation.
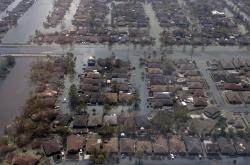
top-left (174, 106), bottom-right (189, 122)
top-left (64, 52), bottom-right (75, 77)
top-left (68, 84), bottom-right (81, 109)
top-left (104, 104), bottom-right (112, 114)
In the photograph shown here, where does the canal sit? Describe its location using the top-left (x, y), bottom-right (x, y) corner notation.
top-left (0, 57), bottom-right (36, 134)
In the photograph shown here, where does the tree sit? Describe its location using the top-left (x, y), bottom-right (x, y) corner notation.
top-left (174, 106), bottom-right (189, 122)
top-left (151, 111), bottom-right (174, 133)
top-left (132, 90), bottom-right (141, 109)
top-left (64, 52), bottom-right (75, 77)
top-left (68, 84), bottom-right (81, 109)
top-left (5, 55), bottom-right (15, 67)
top-left (104, 104), bottom-right (112, 114)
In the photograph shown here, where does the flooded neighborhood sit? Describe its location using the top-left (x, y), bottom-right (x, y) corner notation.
top-left (1, 0), bottom-right (250, 165)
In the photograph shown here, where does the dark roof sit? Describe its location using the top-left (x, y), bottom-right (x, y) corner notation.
top-left (225, 91), bottom-right (242, 104)
top-left (205, 143), bottom-right (220, 155)
top-left (204, 106), bottom-right (221, 119)
top-left (234, 118), bottom-right (244, 129)
top-left (217, 137), bottom-right (236, 155)
top-left (194, 97), bottom-right (208, 107)
top-left (151, 98), bottom-right (173, 108)
top-left (245, 114), bottom-right (250, 124)
top-left (42, 139), bottom-right (62, 156)
top-left (233, 137), bottom-right (250, 155)
top-left (184, 136), bottom-right (202, 155)
top-left (73, 114), bottom-right (88, 128)
top-left (55, 114), bottom-right (72, 126)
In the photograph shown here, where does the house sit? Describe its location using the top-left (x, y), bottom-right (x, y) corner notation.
top-left (85, 133), bottom-right (101, 154)
top-left (82, 78), bottom-right (100, 86)
top-left (13, 155), bottom-right (38, 165)
top-left (232, 58), bottom-right (245, 69)
top-left (118, 93), bottom-right (133, 103)
top-left (188, 82), bottom-right (203, 89)
top-left (193, 97), bottom-right (208, 107)
top-left (147, 62), bottom-right (162, 68)
top-left (204, 141), bottom-right (220, 156)
top-left (224, 83), bottom-right (243, 91)
top-left (244, 114), bottom-right (250, 124)
top-left (212, 71), bottom-right (240, 83)
top-left (103, 137), bottom-right (119, 154)
top-left (225, 91), bottom-right (242, 104)
top-left (72, 114), bottom-right (88, 128)
top-left (184, 70), bottom-right (200, 76)
top-left (150, 85), bottom-right (167, 93)
top-left (42, 138), bottom-right (63, 156)
top-left (87, 56), bottom-right (96, 66)
top-left (220, 61), bottom-right (235, 70)
top-left (153, 136), bottom-right (169, 155)
top-left (217, 137), bottom-right (236, 156)
top-left (233, 137), bottom-right (250, 155)
top-left (120, 138), bottom-right (135, 154)
top-left (241, 91), bottom-right (250, 104)
top-left (204, 106), bottom-right (221, 119)
top-left (103, 115), bottom-right (118, 126)
top-left (85, 72), bottom-right (101, 79)
top-left (104, 92), bottom-right (118, 104)
top-left (67, 135), bottom-right (85, 154)
top-left (151, 98), bottom-right (173, 108)
top-left (80, 85), bottom-right (99, 92)
top-left (169, 135), bottom-right (186, 155)
top-left (179, 63), bottom-right (196, 70)
top-left (192, 89), bottom-right (205, 97)
top-left (112, 83), bottom-right (130, 92)
top-left (87, 108), bottom-right (103, 128)
top-left (187, 76), bottom-right (203, 82)
top-left (136, 140), bottom-right (153, 154)
top-left (148, 68), bottom-right (163, 74)
top-left (226, 113), bottom-right (236, 125)
top-left (184, 136), bottom-right (202, 155)
top-left (234, 118), bottom-right (245, 129)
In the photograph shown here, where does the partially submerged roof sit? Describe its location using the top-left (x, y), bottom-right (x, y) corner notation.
top-left (42, 138), bottom-right (62, 156)
top-left (120, 138), bottom-right (135, 153)
top-left (184, 136), bottom-right (202, 155)
top-left (169, 135), bottom-right (186, 154)
top-left (67, 135), bottom-right (85, 153)
top-left (136, 140), bottom-right (153, 154)
top-left (85, 133), bottom-right (101, 154)
top-left (153, 136), bottom-right (169, 155)
top-left (103, 137), bottom-right (118, 153)
top-left (217, 137), bottom-right (236, 155)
